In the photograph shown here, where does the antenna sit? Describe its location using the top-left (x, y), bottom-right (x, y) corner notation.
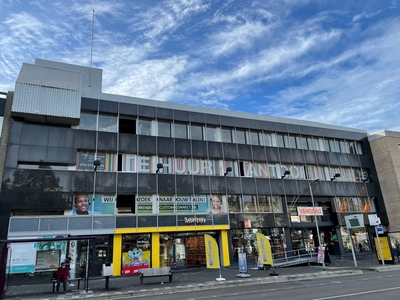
top-left (89, 10), bottom-right (95, 87)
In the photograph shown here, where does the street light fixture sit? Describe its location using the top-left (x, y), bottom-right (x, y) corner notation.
top-left (308, 178), bottom-right (325, 270)
top-left (224, 167), bottom-right (232, 176)
top-left (281, 170), bottom-right (291, 179)
top-left (156, 163), bottom-right (163, 174)
top-left (330, 173), bottom-right (340, 181)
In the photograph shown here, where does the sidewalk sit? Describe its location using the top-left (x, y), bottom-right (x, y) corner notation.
top-left (4, 259), bottom-right (400, 300)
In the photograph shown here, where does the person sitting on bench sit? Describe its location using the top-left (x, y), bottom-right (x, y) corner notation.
top-left (56, 262), bottom-right (69, 293)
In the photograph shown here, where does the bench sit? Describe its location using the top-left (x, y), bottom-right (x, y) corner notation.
top-left (139, 267), bottom-right (173, 285)
top-left (51, 274), bottom-right (82, 292)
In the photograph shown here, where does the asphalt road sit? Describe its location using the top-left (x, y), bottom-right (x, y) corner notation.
top-left (113, 270), bottom-right (400, 300)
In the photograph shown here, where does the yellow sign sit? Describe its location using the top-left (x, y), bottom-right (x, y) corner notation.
top-left (256, 233), bottom-right (273, 265)
top-left (374, 236), bottom-right (393, 261)
top-left (204, 234), bottom-right (220, 269)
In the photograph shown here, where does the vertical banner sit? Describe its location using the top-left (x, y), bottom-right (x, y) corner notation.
top-left (317, 247), bottom-right (325, 264)
top-left (204, 234), bottom-right (220, 269)
top-left (256, 233), bottom-right (273, 265)
top-left (238, 252), bottom-right (247, 273)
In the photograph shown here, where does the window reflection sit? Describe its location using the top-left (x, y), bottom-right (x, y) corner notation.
top-left (173, 123), bottom-right (187, 139)
top-left (98, 115), bottom-right (117, 132)
top-left (80, 113), bottom-right (97, 130)
top-left (138, 120), bottom-right (152, 135)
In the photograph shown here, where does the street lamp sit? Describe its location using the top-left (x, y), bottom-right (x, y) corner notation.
top-left (281, 170), bottom-right (291, 179)
top-left (156, 163), bottom-right (163, 174)
top-left (309, 178), bottom-right (325, 270)
top-left (224, 167), bottom-right (232, 176)
top-left (330, 173), bottom-right (340, 181)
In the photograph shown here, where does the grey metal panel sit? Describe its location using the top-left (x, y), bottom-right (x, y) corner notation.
top-left (12, 63), bottom-right (81, 123)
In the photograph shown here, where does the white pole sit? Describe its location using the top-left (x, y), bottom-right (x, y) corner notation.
top-left (309, 180), bottom-right (325, 270)
top-left (348, 228), bottom-right (357, 267)
top-left (375, 226), bottom-right (385, 266)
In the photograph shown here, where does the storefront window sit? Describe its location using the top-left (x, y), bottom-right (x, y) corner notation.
top-left (340, 226), bottom-right (370, 252)
top-left (258, 196), bottom-right (271, 212)
top-left (227, 195), bottom-right (241, 212)
top-left (121, 234), bottom-right (151, 275)
top-left (243, 195), bottom-right (257, 212)
top-left (159, 234), bottom-right (173, 268)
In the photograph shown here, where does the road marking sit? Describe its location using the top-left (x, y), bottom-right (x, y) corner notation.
top-left (312, 286), bottom-right (400, 300)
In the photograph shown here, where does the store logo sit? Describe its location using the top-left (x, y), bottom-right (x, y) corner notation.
top-left (183, 217), bottom-right (206, 224)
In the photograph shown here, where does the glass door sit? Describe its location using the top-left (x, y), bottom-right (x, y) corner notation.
top-left (173, 238), bottom-right (186, 268)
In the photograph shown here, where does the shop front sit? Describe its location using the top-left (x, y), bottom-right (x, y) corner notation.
top-left (114, 229), bottom-right (228, 276)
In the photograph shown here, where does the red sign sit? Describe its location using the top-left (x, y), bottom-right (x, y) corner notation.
top-left (297, 207), bottom-right (323, 216)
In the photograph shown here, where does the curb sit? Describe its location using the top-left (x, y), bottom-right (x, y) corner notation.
top-left (52, 270), bottom-right (363, 300)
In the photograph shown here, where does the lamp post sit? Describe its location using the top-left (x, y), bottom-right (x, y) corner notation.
top-left (281, 170), bottom-right (290, 179)
top-left (308, 178), bottom-right (325, 270)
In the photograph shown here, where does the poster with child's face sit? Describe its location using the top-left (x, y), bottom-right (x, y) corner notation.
top-left (207, 195), bottom-right (226, 214)
top-left (72, 193), bottom-right (115, 215)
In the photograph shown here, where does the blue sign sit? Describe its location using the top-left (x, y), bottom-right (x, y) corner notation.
top-left (377, 225), bottom-right (384, 234)
top-left (238, 252), bottom-right (247, 273)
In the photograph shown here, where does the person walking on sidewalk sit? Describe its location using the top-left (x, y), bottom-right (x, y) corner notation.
top-left (65, 253), bottom-right (74, 287)
top-left (56, 262), bottom-right (69, 293)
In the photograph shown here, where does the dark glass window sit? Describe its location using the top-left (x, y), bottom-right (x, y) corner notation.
top-left (80, 113), bottom-right (97, 130)
top-left (235, 130), bottom-right (246, 144)
top-left (173, 123), bottom-right (187, 139)
top-left (190, 124), bottom-right (203, 140)
top-left (158, 121), bottom-right (171, 137)
top-left (221, 128), bottom-right (232, 143)
top-left (206, 126), bottom-right (218, 142)
top-left (138, 120), bottom-right (152, 136)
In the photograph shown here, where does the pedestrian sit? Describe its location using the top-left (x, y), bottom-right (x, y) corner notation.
top-left (65, 253), bottom-right (74, 287)
top-left (396, 245), bottom-right (400, 263)
top-left (358, 243), bottom-right (363, 252)
top-left (56, 262), bottom-right (69, 293)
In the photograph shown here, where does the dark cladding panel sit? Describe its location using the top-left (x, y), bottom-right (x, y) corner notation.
top-left (205, 114), bottom-right (220, 126)
top-left (48, 127), bottom-right (75, 148)
top-left (287, 124), bottom-right (300, 134)
top-left (119, 133), bottom-right (138, 153)
top-left (99, 100), bottom-right (118, 114)
top-left (191, 140), bottom-right (207, 158)
top-left (175, 139), bottom-right (191, 157)
top-left (338, 153), bottom-right (350, 166)
top-left (249, 119), bottom-right (262, 130)
top-left (138, 173), bottom-right (156, 193)
top-left (21, 124), bottom-right (49, 146)
top-left (315, 151), bottom-right (328, 165)
top-left (71, 171), bottom-right (94, 192)
top-left (81, 97), bottom-right (98, 112)
top-left (220, 115), bottom-right (234, 127)
top-left (223, 143), bottom-right (238, 160)
top-left (158, 215), bottom-right (176, 226)
top-left (241, 177), bottom-right (256, 194)
top-left (157, 137), bottom-right (175, 156)
top-left (291, 149), bottom-right (305, 164)
top-left (252, 145), bottom-right (266, 162)
top-left (209, 176), bottom-right (226, 194)
top-left (283, 180), bottom-right (298, 196)
top-left (279, 148), bottom-right (293, 164)
top-left (18, 145), bottom-right (47, 162)
top-left (138, 215), bottom-right (157, 227)
top-left (47, 147), bottom-right (76, 164)
top-left (138, 135), bottom-right (157, 155)
top-left (327, 152), bottom-right (340, 166)
top-left (304, 150), bottom-right (317, 165)
top-left (266, 147), bottom-right (279, 163)
top-left (176, 175), bottom-right (193, 194)
top-left (156, 107), bottom-right (173, 120)
top-left (270, 179), bottom-right (284, 194)
top-left (348, 154), bottom-right (361, 167)
top-left (95, 172), bottom-right (116, 193)
top-left (193, 176), bottom-right (210, 194)
top-left (190, 112), bottom-right (205, 124)
top-left (235, 118), bottom-right (248, 129)
top-left (9, 120), bottom-right (23, 144)
top-left (97, 132), bottom-right (118, 152)
top-left (75, 130), bottom-right (96, 150)
top-left (5, 145), bottom-right (18, 167)
top-left (117, 173), bottom-right (137, 193)
top-left (158, 174), bottom-right (176, 194)
top-left (333, 182), bottom-right (347, 196)
top-left (208, 141), bottom-right (223, 159)
top-left (226, 177), bottom-right (242, 194)
top-left (237, 144), bottom-right (252, 160)
top-left (138, 105), bottom-right (155, 118)
top-left (174, 110), bottom-right (189, 122)
top-left (116, 216), bottom-right (137, 228)
top-left (256, 178), bottom-right (271, 194)
top-left (119, 103), bottom-right (137, 117)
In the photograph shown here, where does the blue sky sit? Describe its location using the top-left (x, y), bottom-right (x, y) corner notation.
top-left (0, 0), bottom-right (399, 134)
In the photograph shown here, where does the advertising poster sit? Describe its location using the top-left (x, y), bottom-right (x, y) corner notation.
top-left (238, 252), bottom-right (247, 273)
top-left (137, 195), bottom-right (153, 214)
top-left (158, 195), bottom-right (175, 214)
top-left (194, 195), bottom-right (208, 214)
top-left (206, 195), bottom-right (226, 214)
top-left (176, 196), bottom-right (194, 214)
top-left (121, 236), bottom-right (151, 275)
top-left (7, 243), bottom-right (37, 273)
top-left (71, 193), bottom-right (115, 215)
top-left (204, 234), bottom-right (220, 269)
top-left (317, 247), bottom-right (325, 264)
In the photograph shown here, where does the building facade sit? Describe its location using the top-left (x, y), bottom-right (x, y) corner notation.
top-left (0, 59), bottom-right (386, 277)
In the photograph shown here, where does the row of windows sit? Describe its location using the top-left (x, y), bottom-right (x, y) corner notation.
top-left (18, 152), bottom-right (371, 182)
top-left (78, 113), bottom-right (363, 154)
